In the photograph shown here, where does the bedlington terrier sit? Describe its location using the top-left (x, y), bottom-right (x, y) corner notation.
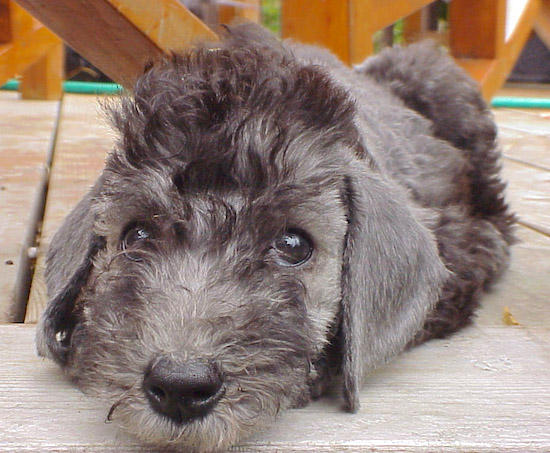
top-left (36, 24), bottom-right (515, 452)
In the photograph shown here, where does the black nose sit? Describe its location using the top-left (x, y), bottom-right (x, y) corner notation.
top-left (143, 357), bottom-right (224, 423)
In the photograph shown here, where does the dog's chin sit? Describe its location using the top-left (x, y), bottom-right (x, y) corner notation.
top-left (117, 407), bottom-right (251, 452)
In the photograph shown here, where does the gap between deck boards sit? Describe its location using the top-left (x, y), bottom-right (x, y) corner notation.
top-left (12, 102), bottom-right (62, 321)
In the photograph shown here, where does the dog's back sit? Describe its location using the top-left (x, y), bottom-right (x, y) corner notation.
top-left (283, 30), bottom-right (516, 342)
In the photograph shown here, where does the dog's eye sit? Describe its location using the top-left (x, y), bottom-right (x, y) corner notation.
top-left (272, 229), bottom-right (313, 267)
top-left (121, 224), bottom-right (152, 261)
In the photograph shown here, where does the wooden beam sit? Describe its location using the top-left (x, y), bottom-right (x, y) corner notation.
top-left (281, 0), bottom-right (351, 63)
top-left (455, 0), bottom-right (541, 100)
top-left (19, 40), bottom-right (64, 100)
top-left (282, 0), bottom-right (436, 64)
top-left (0, 0), bottom-right (12, 43)
top-left (351, 0), bottom-right (435, 35)
top-left (219, 0), bottom-right (261, 25)
top-left (14, 0), bottom-right (217, 88)
top-left (450, 0), bottom-right (506, 59)
top-left (0, 24), bottom-right (61, 87)
top-left (25, 95), bottom-right (113, 324)
top-left (535, 0), bottom-right (550, 49)
top-left (2, 324), bottom-right (550, 450)
top-left (0, 92), bottom-right (59, 322)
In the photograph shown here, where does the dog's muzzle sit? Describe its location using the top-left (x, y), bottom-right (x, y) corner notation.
top-left (143, 357), bottom-right (225, 423)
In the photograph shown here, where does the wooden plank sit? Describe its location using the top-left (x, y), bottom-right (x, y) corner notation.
top-left (535, 0), bottom-right (550, 48)
top-left (495, 108), bottom-right (550, 170)
top-left (0, 0), bottom-right (12, 43)
top-left (1, 323), bottom-right (548, 451)
top-left (501, 159), bottom-right (550, 235)
top-left (351, 0), bottom-right (435, 36)
top-left (478, 106), bottom-right (550, 325)
top-left (494, 107), bottom-right (550, 138)
top-left (281, 0), bottom-right (351, 63)
top-left (219, 0), bottom-right (261, 25)
top-left (14, 0), bottom-right (217, 87)
top-left (9, 1), bottom-right (34, 39)
top-left (25, 95), bottom-right (114, 323)
top-left (0, 3), bottom-right (63, 98)
top-left (19, 39), bottom-right (64, 100)
top-left (454, 0), bottom-right (541, 100)
top-left (450, 0), bottom-right (506, 59)
top-left (477, 226), bottom-right (550, 327)
top-left (0, 24), bottom-right (61, 88)
top-left (0, 92), bottom-right (59, 322)
top-left (402, 9), bottom-right (424, 43)
top-left (108, 0), bottom-right (218, 50)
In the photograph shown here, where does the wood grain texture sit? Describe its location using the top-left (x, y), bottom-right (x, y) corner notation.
top-left (1, 324), bottom-right (548, 452)
top-left (282, 0), bottom-right (351, 63)
top-left (0, 92), bottom-right (59, 322)
top-left (19, 40), bottom-right (64, 100)
top-left (25, 95), bottom-right (114, 323)
top-left (108, 0), bottom-right (217, 51)
top-left (454, 0), bottom-right (541, 100)
top-left (218, 0), bottom-right (261, 25)
top-left (535, 0), bottom-right (550, 48)
top-left (496, 106), bottom-right (550, 171)
top-left (351, 0), bottom-right (435, 34)
top-left (0, 2), bottom-right (63, 97)
top-left (0, 0), bottom-right (12, 43)
top-left (450, 0), bottom-right (506, 59)
top-left (282, 0), bottom-right (437, 65)
top-left (14, 0), bottom-right (216, 87)
top-left (477, 226), bottom-right (550, 326)
top-left (502, 160), bottom-right (550, 235)
top-left (0, 23), bottom-right (62, 88)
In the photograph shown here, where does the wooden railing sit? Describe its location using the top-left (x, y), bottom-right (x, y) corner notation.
top-left (6, 0), bottom-right (550, 99)
top-left (0, 0), bottom-right (63, 99)
top-left (282, 0), bottom-right (548, 100)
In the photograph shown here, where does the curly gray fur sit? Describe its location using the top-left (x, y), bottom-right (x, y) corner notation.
top-left (36, 24), bottom-right (515, 452)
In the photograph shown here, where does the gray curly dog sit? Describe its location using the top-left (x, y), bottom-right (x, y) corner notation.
top-left (37, 24), bottom-right (515, 452)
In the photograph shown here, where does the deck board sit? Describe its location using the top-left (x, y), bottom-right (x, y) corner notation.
top-left (501, 159), bottom-right (550, 235)
top-left (25, 94), bottom-right (114, 323)
top-left (0, 91), bottom-right (59, 322)
top-left (476, 226), bottom-right (550, 326)
top-left (1, 84), bottom-right (548, 451)
top-left (0, 324), bottom-right (548, 452)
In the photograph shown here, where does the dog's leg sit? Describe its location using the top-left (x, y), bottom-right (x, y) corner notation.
top-left (357, 42), bottom-right (517, 343)
top-left (410, 209), bottom-right (511, 344)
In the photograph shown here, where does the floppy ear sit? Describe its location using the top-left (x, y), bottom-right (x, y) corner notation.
top-left (36, 178), bottom-right (106, 365)
top-left (340, 163), bottom-right (448, 411)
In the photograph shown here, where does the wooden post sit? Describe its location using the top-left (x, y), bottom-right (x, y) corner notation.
top-left (535, 0), bottom-right (550, 48)
top-left (282, 0), bottom-right (351, 63)
top-left (0, 0), bottom-right (12, 42)
top-left (19, 41), bottom-right (64, 100)
top-left (219, 0), bottom-right (261, 25)
top-left (0, 2), bottom-right (63, 98)
top-left (450, 0), bottom-right (506, 59)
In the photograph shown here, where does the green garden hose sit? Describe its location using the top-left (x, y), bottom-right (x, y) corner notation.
top-left (1, 79), bottom-right (550, 108)
top-left (1, 79), bottom-right (122, 95)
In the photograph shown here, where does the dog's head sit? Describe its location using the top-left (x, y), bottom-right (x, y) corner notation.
top-left (37, 25), bottom-right (446, 452)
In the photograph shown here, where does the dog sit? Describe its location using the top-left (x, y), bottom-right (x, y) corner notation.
top-left (36, 24), bottom-right (515, 452)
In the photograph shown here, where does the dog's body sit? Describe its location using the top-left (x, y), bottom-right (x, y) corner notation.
top-left (37, 24), bottom-right (515, 452)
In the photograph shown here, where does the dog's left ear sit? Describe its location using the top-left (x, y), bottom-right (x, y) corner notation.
top-left (36, 178), bottom-right (106, 365)
top-left (340, 162), bottom-right (448, 411)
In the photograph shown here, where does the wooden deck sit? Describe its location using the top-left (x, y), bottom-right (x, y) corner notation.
top-left (0, 86), bottom-right (549, 451)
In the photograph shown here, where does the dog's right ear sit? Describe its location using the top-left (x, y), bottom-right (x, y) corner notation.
top-left (339, 162), bottom-right (448, 411)
top-left (36, 178), bottom-right (106, 365)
